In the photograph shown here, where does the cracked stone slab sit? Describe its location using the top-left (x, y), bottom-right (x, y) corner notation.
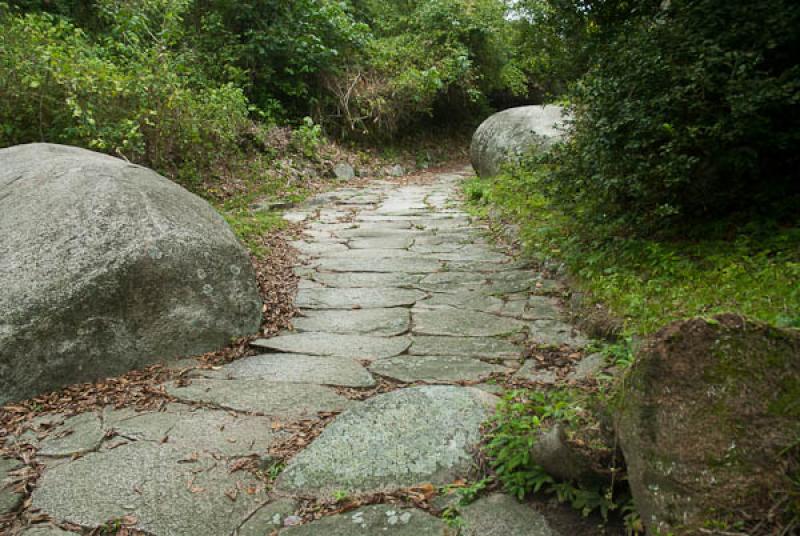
top-left (14, 411), bottom-right (104, 458)
top-left (293, 309), bottom-right (410, 336)
top-left (412, 310), bottom-right (527, 337)
top-left (103, 404), bottom-right (280, 457)
top-left (415, 291), bottom-right (505, 312)
top-left (528, 319), bottom-right (589, 349)
top-left (320, 248), bottom-right (422, 259)
top-left (32, 442), bottom-right (268, 536)
top-left (275, 385), bottom-right (496, 498)
top-left (239, 498), bottom-right (298, 535)
top-left (290, 241), bottom-right (349, 256)
top-left (409, 336), bottom-right (521, 360)
top-left (460, 493), bottom-right (560, 536)
top-left (205, 354), bottom-right (376, 387)
top-left (295, 288), bottom-right (424, 309)
top-left (370, 355), bottom-right (509, 383)
top-left (349, 237), bottom-right (414, 249)
top-left (253, 333), bottom-right (411, 360)
top-left (313, 272), bottom-right (422, 288)
top-left (166, 379), bottom-right (356, 417)
top-left (280, 504), bottom-right (446, 535)
top-left (316, 257), bottom-right (441, 273)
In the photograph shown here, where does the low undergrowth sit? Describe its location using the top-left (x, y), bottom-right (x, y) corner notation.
top-left (465, 164), bottom-right (800, 337)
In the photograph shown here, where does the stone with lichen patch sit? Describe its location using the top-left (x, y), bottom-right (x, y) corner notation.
top-left (275, 386), bottom-right (496, 498)
top-left (280, 504), bottom-right (445, 534)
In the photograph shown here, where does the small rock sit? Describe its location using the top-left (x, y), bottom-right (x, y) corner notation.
top-left (389, 164), bottom-right (405, 177)
top-left (280, 504), bottom-right (445, 534)
top-left (460, 493), bottom-right (559, 536)
top-left (567, 353), bottom-right (606, 381)
top-left (333, 163), bottom-right (356, 181)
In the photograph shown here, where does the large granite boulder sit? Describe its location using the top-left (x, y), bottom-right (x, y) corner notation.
top-left (0, 144), bottom-right (262, 403)
top-left (470, 105), bottom-right (567, 177)
top-left (618, 314), bottom-right (800, 535)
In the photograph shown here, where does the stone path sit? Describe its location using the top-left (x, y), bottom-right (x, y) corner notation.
top-left (5, 167), bottom-right (590, 535)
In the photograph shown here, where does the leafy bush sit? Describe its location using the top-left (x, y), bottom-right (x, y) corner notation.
top-left (546, 0), bottom-right (800, 232)
top-left (0, 1), bottom-right (250, 185)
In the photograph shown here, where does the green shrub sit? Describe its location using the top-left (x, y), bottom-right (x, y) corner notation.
top-left (547, 0), bottom-right (800, 233)
top-left (0, 1), bottom-right (250, 186)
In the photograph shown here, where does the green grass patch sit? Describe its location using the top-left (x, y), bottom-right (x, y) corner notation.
top-left (465, 167), bottom-right (800, 336)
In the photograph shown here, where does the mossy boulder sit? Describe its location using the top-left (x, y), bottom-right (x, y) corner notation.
top-left (0, 144), bottom-right (262, 403)
top-left (618, 314), bottom-right (800, 534)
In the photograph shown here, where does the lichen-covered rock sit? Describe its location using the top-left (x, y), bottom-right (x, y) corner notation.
top-left (0, 143), bottom-right (262, 403)
top-left (470, 106), bottom-right (567, 178)
top-left (618, 314), bottom-right (800, 534)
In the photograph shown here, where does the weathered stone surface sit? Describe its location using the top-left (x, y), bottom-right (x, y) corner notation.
top-left (409, 336), bottom-right (521, 360)
top-left (210, 354), bottom-right (376, 387)
top-left (252, 333), bottom-right (410, 360)
top-left (276, 386), bottom-right (496, 498)
top-left (281, 504), bottom-right (446, 535)
top-left (618, 315), bottom-right (800, 535)
top-left (32, 442), bottom-right (268, 535)
top-left (290, 241), bottom-right (349, 256)
top-left (522, 296), bottom-right (562, 320)
top-left (460, 493), bottom-right (559, 536)
top-left (529, 424), bottom-right (598, 484)
top-left (313, 272), bottom-right (421, 288)
top-left (238, 498), bottom-right (298, 535)
top-left (166, 379), bottom-right (355, 417)
top-left (322, 248), bottom-right (421, 259)
top-left (295, 288), bottom-right (424, 309)
top-left (1, 457), bottom-right (23, 514)
top-left (528, 319), bottom-right (588, 349)
top-left (415, 292), bottom-right (505, 312)
top-left (349, 237), bottom-right (414, 249)
top-left (413, 310), bottom-right (527, 337)
top-left (0, 143), bottom-right (261, 404)
top-left (513, 362), bottom-right (557, 384)
top-left (21, 411), bottom-right (105, 457)
top-left (470, 105), bottom-right (567, 178)
top-left (333, 162), bottom-right (356, 181)
top-left (104, 404), bottom-right (279, 457)
top-left (20, 526), bottom-right (76, 536)
top-left (370, 355), bottom-right (508, 383)
top-left (567, 353), bottom-right (606, 381)
top-left (293, 309), bottom-right (410, 336)
top-left (316, 257), bottom-right (441, 273)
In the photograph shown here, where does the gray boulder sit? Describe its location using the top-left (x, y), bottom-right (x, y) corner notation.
top-left (333, 162), bottom-right (356, 181)
top-left (0, 144), bottom-right (262, 403)
top-left (470, 105), bottom-right (568, 178)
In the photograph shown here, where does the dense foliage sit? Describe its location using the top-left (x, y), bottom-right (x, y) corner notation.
top-left (0, 0), bottom-right (536, 178)
top-left (534, 0), bottom-right (800, 232)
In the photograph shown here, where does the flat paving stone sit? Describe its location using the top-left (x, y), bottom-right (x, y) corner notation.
top-left (16, 411), bottom-right (104, 458)
top-left (295, 287), bottom-right (424, 309)
top-left (280, 504), bottom-right (446, 535)
top-left (253, 333), bottom-right (411, 360)
top-left (104, 404), bottom-right (280, 457)
top-left (293, 308), bottom-right (410, 336)
top-left (275, 386), bottom-right (496, 498)
top-left (413, 310), bottom-right (527, 337)
top-left (349, 237), bottom-right (414, 249)
top-left (316, 257), bottom-right (441, 273)
top-left (522, 296), bottom-right (563, 320)
top-left (313, 272), bottom-right (421, 288)
top-left (210, 354), bottom-right (376, 388)
top-left (166, 379), bottom-right (355, 417)
top-left (32, 442), bottom-right (268, 536)
top-left (290, 241), bottom-right (349, 256)
top-left (528, 319), bottom-right (589, 349)
top-left (460, 493), bottom-right (560, 536)
top-left (321, 248), bottom-right (421, 259)
top-left (409, 335), bottom-right (521, 359)
top-left (416, 291), bottom-right (505, 312)
top-left (370, 355), bottom-right (509, 383)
